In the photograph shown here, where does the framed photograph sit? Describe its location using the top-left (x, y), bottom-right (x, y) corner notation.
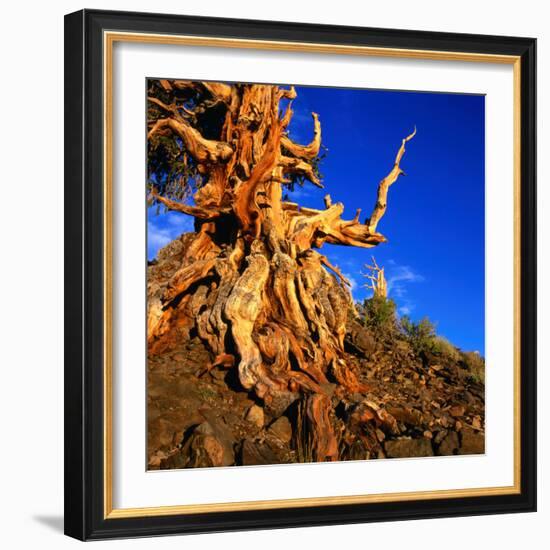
top-left (64, 9), bottom-right (536, 540)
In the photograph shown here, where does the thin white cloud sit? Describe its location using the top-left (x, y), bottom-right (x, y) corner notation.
top-left (288, 105), bottom-right (316, 142)
top-left (165, 212), bottom-right (194, 229)
top-left (147, 214), bottom-right (195, 259)
top-left (387, 264), bottom-right (424, 294)
top-left (286, 186), bottom-right (317, 200)
top-left (289, 105), bottom-right (315, 126)
top-left (147, 222), bottom-right (174, 250)
top-left (344, 272), bottom-right (358, 293)
top-left (386, 263), bottom-right (424, 317)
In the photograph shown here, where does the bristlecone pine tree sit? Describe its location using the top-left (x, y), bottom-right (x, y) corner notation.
top-left (147, 79), bottom-right (415, 462)
top-left (363, 256), bottom-right (388, 298)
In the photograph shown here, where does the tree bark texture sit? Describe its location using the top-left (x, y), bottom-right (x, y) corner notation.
top-left (147, 81), bottom-right (415, 462)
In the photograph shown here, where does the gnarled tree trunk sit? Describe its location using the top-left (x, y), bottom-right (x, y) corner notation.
top-left (147, 80), bottom-right (415, 461)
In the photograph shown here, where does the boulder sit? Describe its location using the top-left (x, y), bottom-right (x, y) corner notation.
top-left (385, 437), bottom-right (434, 458)
top-left (471, 416), bottom-right (483, 430)
top-left (433, 429), bottom-right (448, 445)
top-left (268, 416), bottom-right (293, 444)
top-left (241, 439), bottom-right (279, 465)
top-left (386, 406), bottom-right (424, 426)
top-left (180, 420), bottom-right (235, 468)
top-left (245, 404), bottom-right (265, 428)
top-left (437, 431), bottom-right (460, 456)
top-left (449, 405), bottom-right (466, 417)
top-left (459, 429), bottom-right (485, 455)
top-left (188, 433), bottom-right (228, 468)
top-left (347, 439), bottom-right (370, 460)
top-left (345, 320), bottom-right (376, 358)
top-left (265, 390), bottom-right (299, 418)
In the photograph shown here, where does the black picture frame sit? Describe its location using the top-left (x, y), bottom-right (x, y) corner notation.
top-left (64, 8), bottom-right (537, 541)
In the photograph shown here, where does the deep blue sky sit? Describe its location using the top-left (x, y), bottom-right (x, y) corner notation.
top-left (148, 85), bottom-right (485, 354)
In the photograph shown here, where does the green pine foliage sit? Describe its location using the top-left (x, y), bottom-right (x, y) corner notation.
top-left (357, 294), bottom-right (398, 338)
top-left (357, 298), bottom-right (478, 375)
top-left (460, 351), bottom-right (486, 384)
top-left (399, 315), bottom-right (437, 355)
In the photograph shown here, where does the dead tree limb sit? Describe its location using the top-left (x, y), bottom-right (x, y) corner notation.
top-left (367, 127), bottom-right (416, 233)
top-left (146, 80), bottom-right (418, 465)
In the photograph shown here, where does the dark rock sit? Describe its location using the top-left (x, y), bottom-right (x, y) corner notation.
top-left (268, 416), bottom-right (293, 444)
top-left (160, 450), bottom-right (188, 470)
top-left (210, 368), bottom-right (227, 381)
top-left (459, 429), bottom-right (485, 455)
top-left (433, 429), bottom-right (448, 445)
top-left (347, 439), bottom-right (370, 460)
top-left (147, 232), bottom-right (485, 468)
top-left (437, 431), bottom-right (460, 455)
top-left (386, 406), bottom-right (424, 426)
top-left (265, 390), bottom-right (299, 418)
top-left (421, 350), bottom-right (439, 367)
top-left (438, 414), bottom-right (454, 428)
top-left (449, 405), bottom-right (466, 417)
top-left (462, 390), bottom-right (476, 404)
top-left (345, 320), bottom-right (376, 358)
top-left (178, 420), bottom-right (235, 468)
top-left (185, 433), bottom-right (228, 468)
top-left (385, 437), bottom-right (434, 458)
top-left (241, 439), bottom-right (279, 465)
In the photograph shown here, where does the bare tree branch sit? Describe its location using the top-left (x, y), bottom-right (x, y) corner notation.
top-left (150, 188), bottom-right (228, 220)
top-left (283, 201), bottom-right (386, 251)
top-left (367, 127), bottom-right (416, 233)
top-left (277, 85), bottom-right (297, 101)
top-left (147, 109), bottom-right (234, 165)
top-left (281, 112), bottom-right (322, 160)
top-left (320, 255), bottom-right (351, 287)
top-left (362, 256), bottom-right (388, 297)
top-left (280, 156), bottom-right (323, 187)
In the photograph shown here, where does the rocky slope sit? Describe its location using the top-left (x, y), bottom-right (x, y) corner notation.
top-left (147, 234), bottom-right (485, 469)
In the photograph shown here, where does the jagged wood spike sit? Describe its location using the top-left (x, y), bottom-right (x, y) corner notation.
top-left (281, 112), bottom-right (322, 160)
top-left (367, 127), bottom-right (416, 233)
top-left (362, 256), bottom-right (388, 298)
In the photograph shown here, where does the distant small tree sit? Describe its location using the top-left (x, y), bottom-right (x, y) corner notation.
top-left (362, 256), bottom-right (388, 298)
top-left (357, 256), bottom-right (397, 339)
top-left (358, 294), bottom-right (397, 338)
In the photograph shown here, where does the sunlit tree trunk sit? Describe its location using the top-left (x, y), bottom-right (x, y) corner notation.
top-left (147, 80), bottom-right (415, 461)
